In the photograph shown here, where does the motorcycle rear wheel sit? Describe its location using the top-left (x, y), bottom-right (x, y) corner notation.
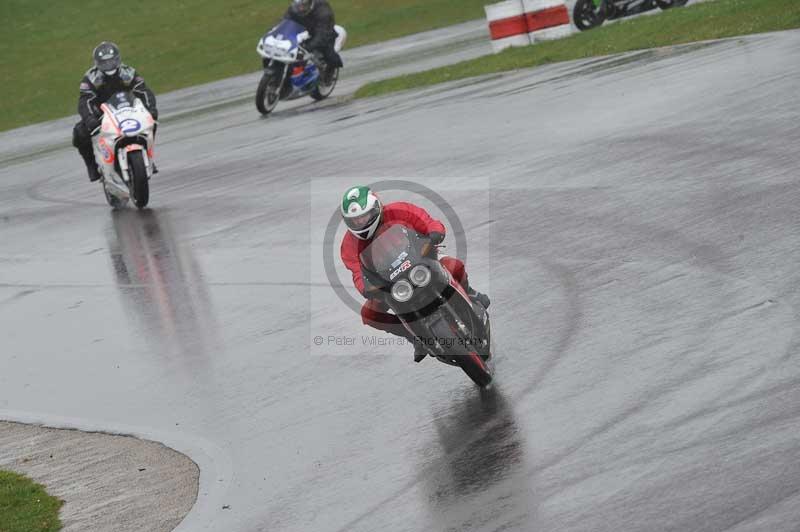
top-left (655, 0), bottom-right (689, 8)
top-left (128, 151), bottom-right (149, 210)
top-left (311, 67), bottom-right (339, 101)
top-left (573, 0), bottom-right (605, 31)
top-left (256, 73), bottom-right (281, 115)
top-left (480, 309), bottom-right (492, 361)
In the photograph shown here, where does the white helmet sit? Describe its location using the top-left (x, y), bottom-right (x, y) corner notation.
top-left (341, 186), bottom-right (383, 240)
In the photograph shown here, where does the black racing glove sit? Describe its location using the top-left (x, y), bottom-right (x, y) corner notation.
top-left (86, 114), bottom-right (102, 133)
top-left (150, 108), bottom-right (159, 121)
top-left (362, 276), bottom-right (384, 299)
top-left (428, 231), bottom-right (445, 245)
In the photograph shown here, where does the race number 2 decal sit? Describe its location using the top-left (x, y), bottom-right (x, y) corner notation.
top-left (119, 119), bottom-right (141, 134)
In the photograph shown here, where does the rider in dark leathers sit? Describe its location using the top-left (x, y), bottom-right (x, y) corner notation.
top-left (284, 0), bottom-right (344, 70)
top-left (73, 42), bottom-right (158, 182)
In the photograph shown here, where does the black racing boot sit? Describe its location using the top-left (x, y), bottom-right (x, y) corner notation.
top-left (320, 49), bottom-right (342, 83)
top-left (88, 165), bottom-right (101, 182)
top-left (468, 287), bottom-right (491, 309)
top-left (460, 274), bottom-right (491, 309)
top-left (79, 147), bottom-right (101, 182)
top-left (84, 157), bottom-right (101, 182)
top-left (328, 50), bottom-right (344, 68)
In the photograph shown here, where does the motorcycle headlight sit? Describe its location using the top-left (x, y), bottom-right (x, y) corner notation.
top-left (391, 280), bottom-right (414, 302)
top-left (409, 265), bottom-right (431, 287)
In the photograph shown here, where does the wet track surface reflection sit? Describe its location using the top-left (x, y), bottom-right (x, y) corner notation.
top-left (426, 389), bottom-right (525, 503)
top-left (1, 30), bottom-right (800, 532)
top-left (107, 210), bottom-right (218, 362)
top-left (421, 388), bottom-right (532, 530)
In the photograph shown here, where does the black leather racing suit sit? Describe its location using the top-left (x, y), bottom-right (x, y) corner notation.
top-left (72, 65), bottom-right (157, 176)
top-left (285, 0), bottom-right (343, 68)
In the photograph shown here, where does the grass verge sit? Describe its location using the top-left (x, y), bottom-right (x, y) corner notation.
top-left (356, 0), bottom-right (800, 99)
top-left (0, 470), bottom-right (63, 532)
top-left (0, 0), bottom-right (497, 131)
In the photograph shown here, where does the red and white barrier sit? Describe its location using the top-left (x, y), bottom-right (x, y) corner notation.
top-left (523, 0), bottom-right (572, 42)
top-left (484, 0), bottom-right (531, 54)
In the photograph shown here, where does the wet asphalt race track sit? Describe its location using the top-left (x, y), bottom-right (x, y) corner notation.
top-left (2, 29), bottom-right (800, 532)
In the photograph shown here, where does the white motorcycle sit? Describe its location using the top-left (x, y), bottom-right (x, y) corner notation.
top-left (93, 91), bottom-right (157, 209)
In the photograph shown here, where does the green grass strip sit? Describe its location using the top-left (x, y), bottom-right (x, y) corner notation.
top-left (0, 0), bottom-right (497, 131)
top-left (356, 0), bottom-right (800, 99)
top-left (0, 470), bottom-right (63, 532)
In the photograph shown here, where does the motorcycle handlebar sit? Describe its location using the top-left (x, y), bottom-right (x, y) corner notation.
top-left (420, 240), bottom-right (443, 258)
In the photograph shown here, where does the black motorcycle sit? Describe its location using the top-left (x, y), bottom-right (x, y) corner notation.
top-left (573, 0), bottom-right (689, 31)
top-left (360, 224), bottom-right (493, 387)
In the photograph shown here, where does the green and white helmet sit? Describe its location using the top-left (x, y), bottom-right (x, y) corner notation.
top-left (341, 186), bottom-right (383, 240)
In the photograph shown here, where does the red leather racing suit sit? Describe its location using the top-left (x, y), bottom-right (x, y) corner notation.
top-left (340, 202), bottom-right (467, 339)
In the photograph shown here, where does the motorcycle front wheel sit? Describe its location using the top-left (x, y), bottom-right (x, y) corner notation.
top-left (311, 67), bottom-right (339, 101)
top-left (431, 314), bottom-right (493, 387)
top-left (256, 73), bottom-right (281, 115)
top-left (458, 349), bottom-right (493, 388)
top-left (573, 0), bottom-right (606, 31)
top-left (128, 151), bottom-right (149, 210)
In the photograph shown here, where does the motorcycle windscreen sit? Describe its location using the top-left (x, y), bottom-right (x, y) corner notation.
top-left (265, 18), bottom-right (307, 48)
top-left (106, 91), bottom-right (136, 111)
top-left (359, 224), bottom-right (415, 281)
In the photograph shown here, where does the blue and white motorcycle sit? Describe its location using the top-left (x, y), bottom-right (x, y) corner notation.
top-left (255, 19), bottom-right (347, 115)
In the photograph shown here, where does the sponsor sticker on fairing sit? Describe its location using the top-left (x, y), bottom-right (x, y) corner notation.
top-left (390, 260), bottom-right (412, 281)
top-left (390, 252), bottom-right (409, 269)
top-left (98, 138), bottom-right (114, 164)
